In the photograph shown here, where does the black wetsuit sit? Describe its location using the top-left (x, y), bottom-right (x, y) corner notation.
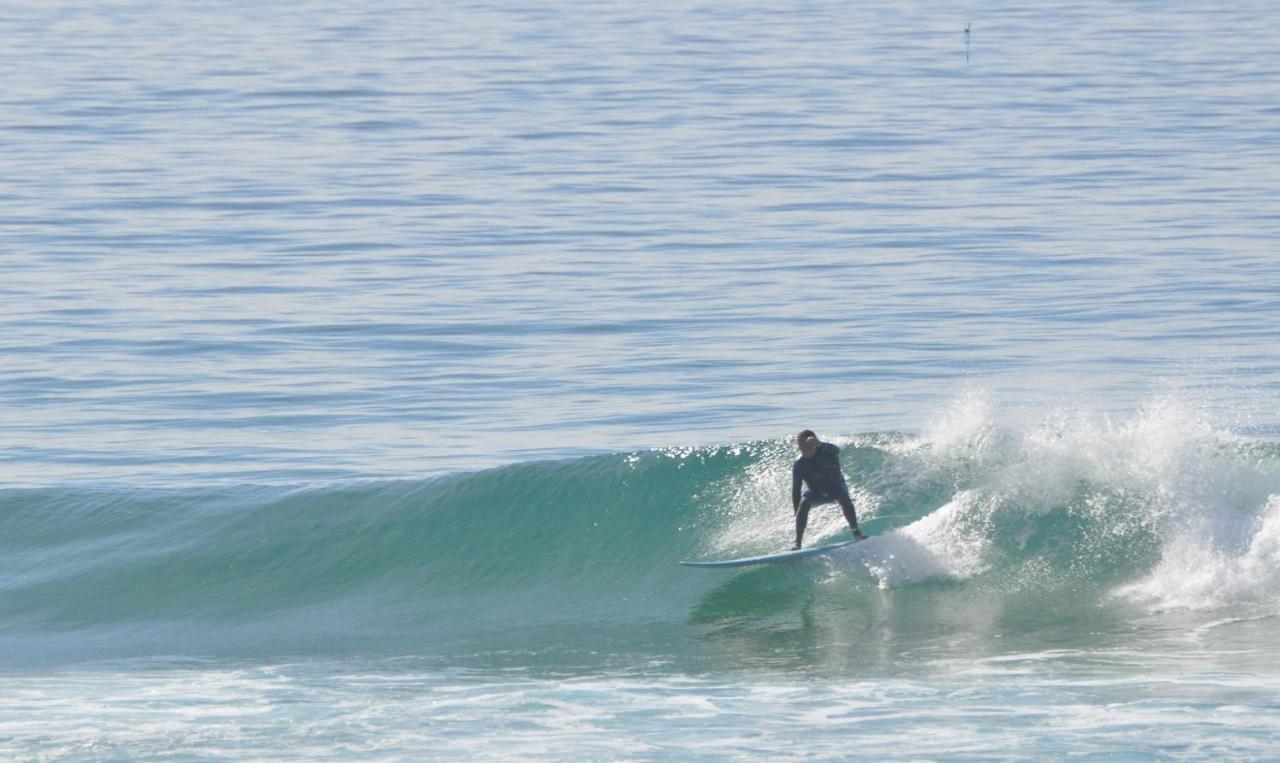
top-left (792, 442), bottom-right (861, 546)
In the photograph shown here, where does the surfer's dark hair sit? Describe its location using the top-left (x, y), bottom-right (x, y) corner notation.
top-left (797, 429), bottom-right (816, 442)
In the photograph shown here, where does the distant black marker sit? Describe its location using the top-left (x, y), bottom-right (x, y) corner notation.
top-left (964, 22), bottom-right (971, 62)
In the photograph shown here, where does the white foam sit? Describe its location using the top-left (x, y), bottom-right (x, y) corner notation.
top-left (882, 394), bottom-right (1280, 604)
top-left (834, 492), bottom-right (994, 589)
top-left (1117, 494), bottom-right (1280, 610)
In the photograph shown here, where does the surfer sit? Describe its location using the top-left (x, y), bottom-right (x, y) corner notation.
top-left (791, 430), bottom-right (866, 550)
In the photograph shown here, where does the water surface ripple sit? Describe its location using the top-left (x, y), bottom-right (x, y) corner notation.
top-left (3, 1), bottom-right (1278, 484)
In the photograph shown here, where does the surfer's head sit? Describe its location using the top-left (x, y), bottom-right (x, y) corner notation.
top-left (796, 430), bottom-right (819, 457)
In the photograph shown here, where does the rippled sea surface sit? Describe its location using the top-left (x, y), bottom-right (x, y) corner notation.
top-left (3, 0), bottom-right (1280, 759)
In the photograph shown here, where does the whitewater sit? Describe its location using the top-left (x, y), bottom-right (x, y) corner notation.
top-left (4, 0), bottom-right (1280, 758)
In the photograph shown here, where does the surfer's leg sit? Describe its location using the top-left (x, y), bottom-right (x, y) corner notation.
top-left (793, 497), bottom-right (813, 550)
top-left (836, 494), bottom-right (867, 539)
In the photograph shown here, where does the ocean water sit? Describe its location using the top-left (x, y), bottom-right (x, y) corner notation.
top-left (3, 0), bottom-right (1280, 759)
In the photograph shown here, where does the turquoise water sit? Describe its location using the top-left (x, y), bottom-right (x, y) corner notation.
top-left (4, 0), bottom-right (1280, 758)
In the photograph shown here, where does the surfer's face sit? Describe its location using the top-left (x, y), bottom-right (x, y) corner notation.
top-left (798, 436), bottom-right (818, 457)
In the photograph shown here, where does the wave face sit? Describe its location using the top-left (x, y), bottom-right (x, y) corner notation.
top-left (4, 397), bottom-right (1280, 665)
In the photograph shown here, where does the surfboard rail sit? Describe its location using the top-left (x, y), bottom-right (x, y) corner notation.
top-left (680, 538), bottom-right (861, 568)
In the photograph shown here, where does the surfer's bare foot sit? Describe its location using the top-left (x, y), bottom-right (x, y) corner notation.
top-left (791, 542), bottom-right (802, 551)
top-left (853, 530), bottom-right (868, 540)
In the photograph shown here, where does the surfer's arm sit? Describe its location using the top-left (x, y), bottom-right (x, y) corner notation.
top-left (792, 464), bottom-right (802, 514)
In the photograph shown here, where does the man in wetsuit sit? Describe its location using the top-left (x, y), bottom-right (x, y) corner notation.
top-left (791, 429), bottom-right (866, 550)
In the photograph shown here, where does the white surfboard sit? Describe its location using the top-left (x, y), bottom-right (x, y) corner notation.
top-left (680, 538), bottom-right (862, 569)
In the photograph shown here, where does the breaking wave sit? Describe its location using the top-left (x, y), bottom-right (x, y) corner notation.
top-left (3, 395), bottom-right (1278, 662)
